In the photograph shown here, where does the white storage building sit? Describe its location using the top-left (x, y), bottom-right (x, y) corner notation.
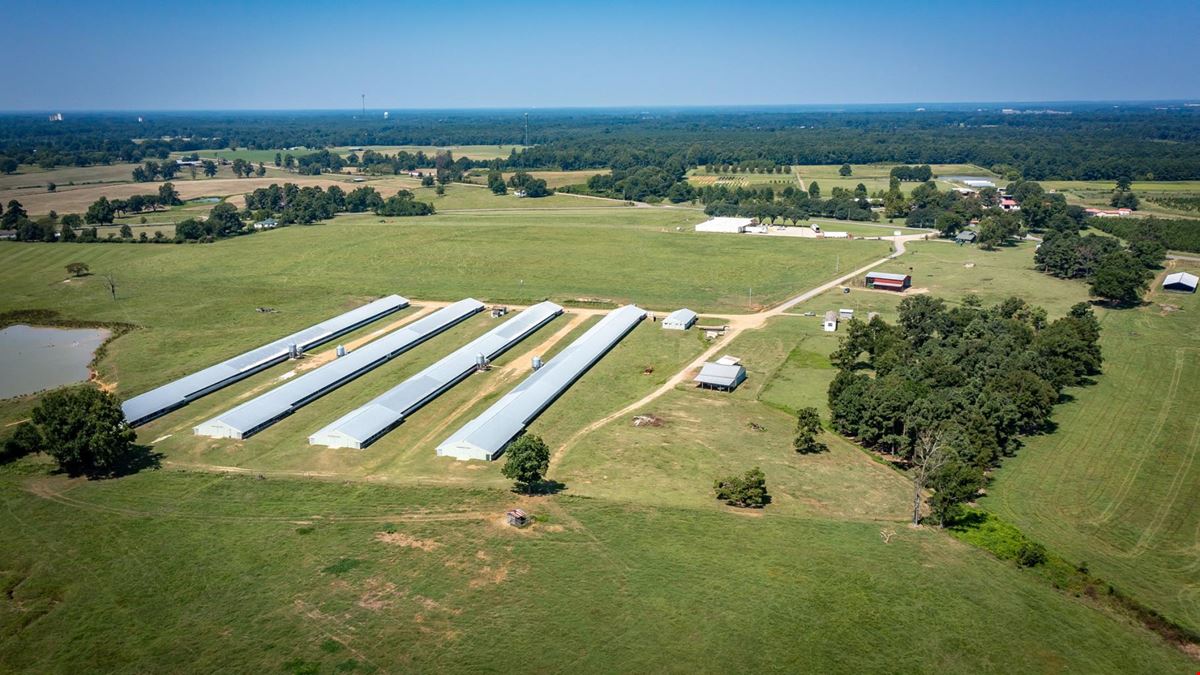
top-left (121, 295), bottom-right (409, 427)
top-left (309, 302), bottom-right (563, 449)
top-left (695, 217), bottom-right (754, 234)
top-left (436, 305), bottom-right (646, 461)
top-left (662, 308), bottom-right (698, 331)
top-left (1163, 272), bottom-right (1198, 293)
top-left (194, 299), bottom-right (484, 440)
top-left (823, 311), bottom-right (838, 332)
top-left (694, 362), bottom-right (746, 391)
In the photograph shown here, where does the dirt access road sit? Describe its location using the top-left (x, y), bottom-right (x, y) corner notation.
top-left (550, 233), bottom-right (926, 463)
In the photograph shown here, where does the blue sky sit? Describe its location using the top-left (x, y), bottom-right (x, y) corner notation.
top-left (3, 0), bottom-right (1198, 110)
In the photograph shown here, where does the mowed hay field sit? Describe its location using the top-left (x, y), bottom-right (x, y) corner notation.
top-left (985, 262), bottom-right (1200, 634)
top-left (795, 163), bottom-right (998, 194)
top-left (1, 464), bottom-right (1192, 673)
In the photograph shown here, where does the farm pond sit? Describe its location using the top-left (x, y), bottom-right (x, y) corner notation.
top-left (0, 325), bottom-right (110, 399)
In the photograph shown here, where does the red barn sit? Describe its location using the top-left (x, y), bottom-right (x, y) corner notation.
top-left (865, 271), bottom-right (911, 291)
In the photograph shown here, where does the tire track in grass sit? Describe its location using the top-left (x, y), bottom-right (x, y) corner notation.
top-left (1094, 348), bottom-right (1185, 531)
top-left (1131, 350), bottom-right (1200, 556)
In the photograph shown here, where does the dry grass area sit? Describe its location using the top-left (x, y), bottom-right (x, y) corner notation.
top-left (7, 177), bottom-right (349, 215)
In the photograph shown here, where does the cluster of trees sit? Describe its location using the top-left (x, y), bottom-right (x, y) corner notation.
top-left (3, 386), bottom-right (147, 479)
top-left (245, 182), bottom-right (433, 223)
top-left (700, 182), bottom-right (875, 222)
top-left (82, 184), bottom-right (182, 224)
top-left (131, 159), bottom-right (180, 182)
top-left (6, 207), bottom-right (169, 244)
top-left (1090, 216), bottom-right (1200, 254)
top-left (1108, 176), bottom-right (1140, 211)
top-left (890, 165), bottom-right (933, 182)
top-left (1036, 220), bottom-right (1167, 306)
top-left (827, 295), bottom-right (1103, 525)
top-left (293, 149), bottom-right (344, 175)
top-left (714, 467), bottom-right (770, 508)
top-left (581, 167), bottom-right (683, 202)
top-left (506, 170), bottom-right (550, 197)
top-left (230, 158), bottom-right (266, 178)
top-left (175, 203), bottom-right (244, 240)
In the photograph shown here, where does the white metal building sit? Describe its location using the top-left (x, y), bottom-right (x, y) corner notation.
top-left (694, 362), bottom-right (746, 391)
top-left (695, 217), bottom-right (754, 234)
top-left (1163, 272), bottom-right (1198, 293)
top-left (308, 302), bottom-right (563, 449)
top-left (662, 308), bottom-right (698, 330)
top-left (194, 299), bottom-right (484, 440)
top-left (436, 305), bottom-right (646, 461)
top-left (121, 295), bottom-right (409, 427)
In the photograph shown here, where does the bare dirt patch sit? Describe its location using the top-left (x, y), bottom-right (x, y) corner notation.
top-left (374, 532), bottom-right (441, 552)
top-left (357, 579), bottom-right (403, 611)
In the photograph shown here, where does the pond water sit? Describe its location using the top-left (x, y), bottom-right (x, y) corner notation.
top-left (0, 325), bottom-right (111, 399)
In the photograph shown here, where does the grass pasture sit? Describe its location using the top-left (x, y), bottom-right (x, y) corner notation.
top-left (0, 163), bottom-right (143, 192)
top-left (985, 262), bottom-right (1200, 634)
top-left (1, 464), bottom-right (1190, 673)
top-left (814, 240), bottom-right (1093, 317)
top-left (0, 206), bottom-right (886, 417)
top-left (794, 163), bottom-right (997, 195)
top-left (3, 196), bottom-right (1199, 670)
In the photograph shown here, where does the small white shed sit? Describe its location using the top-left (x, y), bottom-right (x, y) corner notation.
top-left (823, 311), bottom-right (838, 332)
top-left (662, 308), bottom-right (698, 330)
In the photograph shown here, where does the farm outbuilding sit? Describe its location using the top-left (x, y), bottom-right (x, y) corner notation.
top-left (195, 299), bottom-right (485, 440)
top-left (121, 295), bottom-right (410, 427)
top-left (436, 305), bottom-right (646, 462)
top-left (695, 217), bottom-right (754, 234)
top-left (865, 271), bottom-right (911, 291)
top-left (309, 301), bottom-right (563, 449)
top-left (823, 311), bottom-right (838, 332)
top-left (955, 230), bottom-right (977, 244)
top-left (694, 362), bottom-right (746, 391)
top-left (662, 308), bottom-right (698, 331)
top-left (1162, 272), bottom-right (1198, 293)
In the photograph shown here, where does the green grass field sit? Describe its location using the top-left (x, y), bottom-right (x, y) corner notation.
top-left (2, 202), bottom-right (1198, 669)
top-left (985, 262), bottom-right (1200, 634)
top-left (793, 163), bottom-right (997, 195)
top-left (0, 463), bottom-right (1190, 673)
top-left (0, 207), bottom-right (886, 416)
top-left (789, 240), bottom-right (1094, 318)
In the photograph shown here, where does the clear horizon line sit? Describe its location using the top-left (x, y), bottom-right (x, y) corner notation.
top-left (2, 98), bottom-right (1200, 114)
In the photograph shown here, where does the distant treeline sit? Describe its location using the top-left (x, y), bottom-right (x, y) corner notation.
top-left (2, 108), bottom-right (1200, 180)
